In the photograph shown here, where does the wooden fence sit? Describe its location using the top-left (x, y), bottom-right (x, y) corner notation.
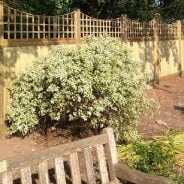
top-left (0, 2), bottom-right (184, 43)
top-left (1, 1), bottom-right (184, 136)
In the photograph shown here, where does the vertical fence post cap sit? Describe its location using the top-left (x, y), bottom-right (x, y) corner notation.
top-left (177, 20), bottom-right (181, 24)
top-left (75, 8), bottom-right (80, 12)
top-left (121, 14), bottom-right (127, 19)
top-left (154, 13), bottom-right (160, 21)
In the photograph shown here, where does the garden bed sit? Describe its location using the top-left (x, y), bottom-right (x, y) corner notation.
top-left (0, 76), bottom-right (184, 160)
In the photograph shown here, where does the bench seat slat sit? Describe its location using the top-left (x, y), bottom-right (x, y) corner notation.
top-left (83, 148), bottom-right (96, 184)
top-left (2, 172), bottom-right (13, 184)
top-left (55, 157), bottom-right (66, 184)
top-left (96, 144), bottom-right (109, 184)
top-left (39, 161), bottom-right (50, 184)
top-left (21, 166), bottom-right (32, 184)
top-left (69, 152), bottom-right (81, 184)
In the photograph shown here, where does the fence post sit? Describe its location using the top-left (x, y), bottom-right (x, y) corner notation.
top-left (0, 0), bottom-right (5, 136)
top-left (153, 16), bottom-right (159, 84)
top-left (0, 0), bottom-right (3, 43)
top-left (121, 14), bottom-right (127, 42)
top-left (74, 9), bottom-right (81, 44)
top-left (177, 20), bottom-right (183, 76)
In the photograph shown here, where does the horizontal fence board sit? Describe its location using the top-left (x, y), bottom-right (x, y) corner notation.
top-left (2, 38), bottom-right (76, 46)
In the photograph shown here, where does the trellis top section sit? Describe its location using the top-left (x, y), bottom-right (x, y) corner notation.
top-left (0, 2), bottom-right (184, 43)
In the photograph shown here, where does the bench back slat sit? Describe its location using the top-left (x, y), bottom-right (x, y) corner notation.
top-left (83, 147), bottom-right (96, 184)
top-left (6, 133), bottom-right (108, 172)
top-left (2, 172), bottom-right (13, 184)
top-left (21, 166), bottom-right (32, 184)
top-left (69, 152), bottom-right (81, 184)
top-left (55, 157), bottom-right (66, 184)
top-left (38, 161), bottom-right (50, 184)
top-left (103, 128), bottom-right (118, 182)
top-left (96, 144), bottom-right (109, 184)
top-left (103, 128), bottom-right (118, 165)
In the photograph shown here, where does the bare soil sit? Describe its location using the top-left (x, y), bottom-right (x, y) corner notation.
top-left (1, 76), bottom-right (184, 160)
top-left (139, 76), bottom-right (184, 137)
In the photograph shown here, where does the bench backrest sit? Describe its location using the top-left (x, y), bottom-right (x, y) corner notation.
top-left (0, 128), bottom-right (118, 184)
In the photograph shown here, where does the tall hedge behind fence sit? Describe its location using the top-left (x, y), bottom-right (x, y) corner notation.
top-left (0, 2), bottom-right (184, 41)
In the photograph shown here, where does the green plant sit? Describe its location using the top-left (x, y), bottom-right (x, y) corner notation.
top-left (118, 140), bottom-right (176, 176)
top-left (172, 175), bottom-right (184, 184)
top-left (133, 140), bottom-right (175, 176)
top-left (118, 132), bottom-right (184, 183)
top-left (7, 36), bottom-right (153, 141)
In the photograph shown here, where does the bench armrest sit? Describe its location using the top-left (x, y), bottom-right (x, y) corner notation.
top-left (114, 163), bottom-right (175, 184)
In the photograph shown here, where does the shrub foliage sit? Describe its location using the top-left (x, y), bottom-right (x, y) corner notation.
top-left (8, 37), bottom-right (152, 140)
top-left (117, 134), bottom-right (184, 183)
top-left (118, 139), bottom-right (176, 180)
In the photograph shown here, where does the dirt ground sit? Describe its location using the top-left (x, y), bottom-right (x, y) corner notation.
top-left (0, 76), bottom-right (184, 160)
top-left (138, 76), bottom-right (184, 137)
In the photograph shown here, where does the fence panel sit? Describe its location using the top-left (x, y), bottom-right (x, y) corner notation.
top-left (158, 21), bottom-right (178, 38)
top-left (2, 4), bottom-right (182, 41)
top-left (126, 18), bottom-right (154, 39)
top-left (80, 12), bottom-right (121, 38)
top-left (3, 4), bottom-right (75, 40)
top-left (181, 23), bottom-right (184, 38)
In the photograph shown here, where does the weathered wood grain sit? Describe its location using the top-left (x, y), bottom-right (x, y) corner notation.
top-left (96, 144), bottom-right (109, 184)
top-left (4, 134), bottom-right (107, 173)
top-left (0, 128), bottom-right (177, 184)
top-left (115, 163), bottom-right (175, 184)
top-left (83, 148), bottom-right (96, 184)
top-left (38, 161), bottom-right (50, 184)
top-left (55, 157), bottom-right (66, 184)
top-left (69, 152), bottom-right (81, 184)
top-left (103, 128), bottom-right (118, 182)
top-left (21, 166), bottom-right (32, 184)
top-left (2, 172), bottom-right (13, 184)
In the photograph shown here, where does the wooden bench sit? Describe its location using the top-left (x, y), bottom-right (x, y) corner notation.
top-left (0, 128), bottom-right (175, 184)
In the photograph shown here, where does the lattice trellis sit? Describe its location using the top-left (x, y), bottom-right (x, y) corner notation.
top-left (3, 5), bottom-right (75, 39)
top-left (158, 22), bottom-right (178, 38)
top-left (126, 18), bottom-right (154, 38)
top-left (1, 4), bottom-right (183, 41)
top-left (181, 24), bottom-right (184, 37)
top-left (80, 12), bottom-right (121, 38)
